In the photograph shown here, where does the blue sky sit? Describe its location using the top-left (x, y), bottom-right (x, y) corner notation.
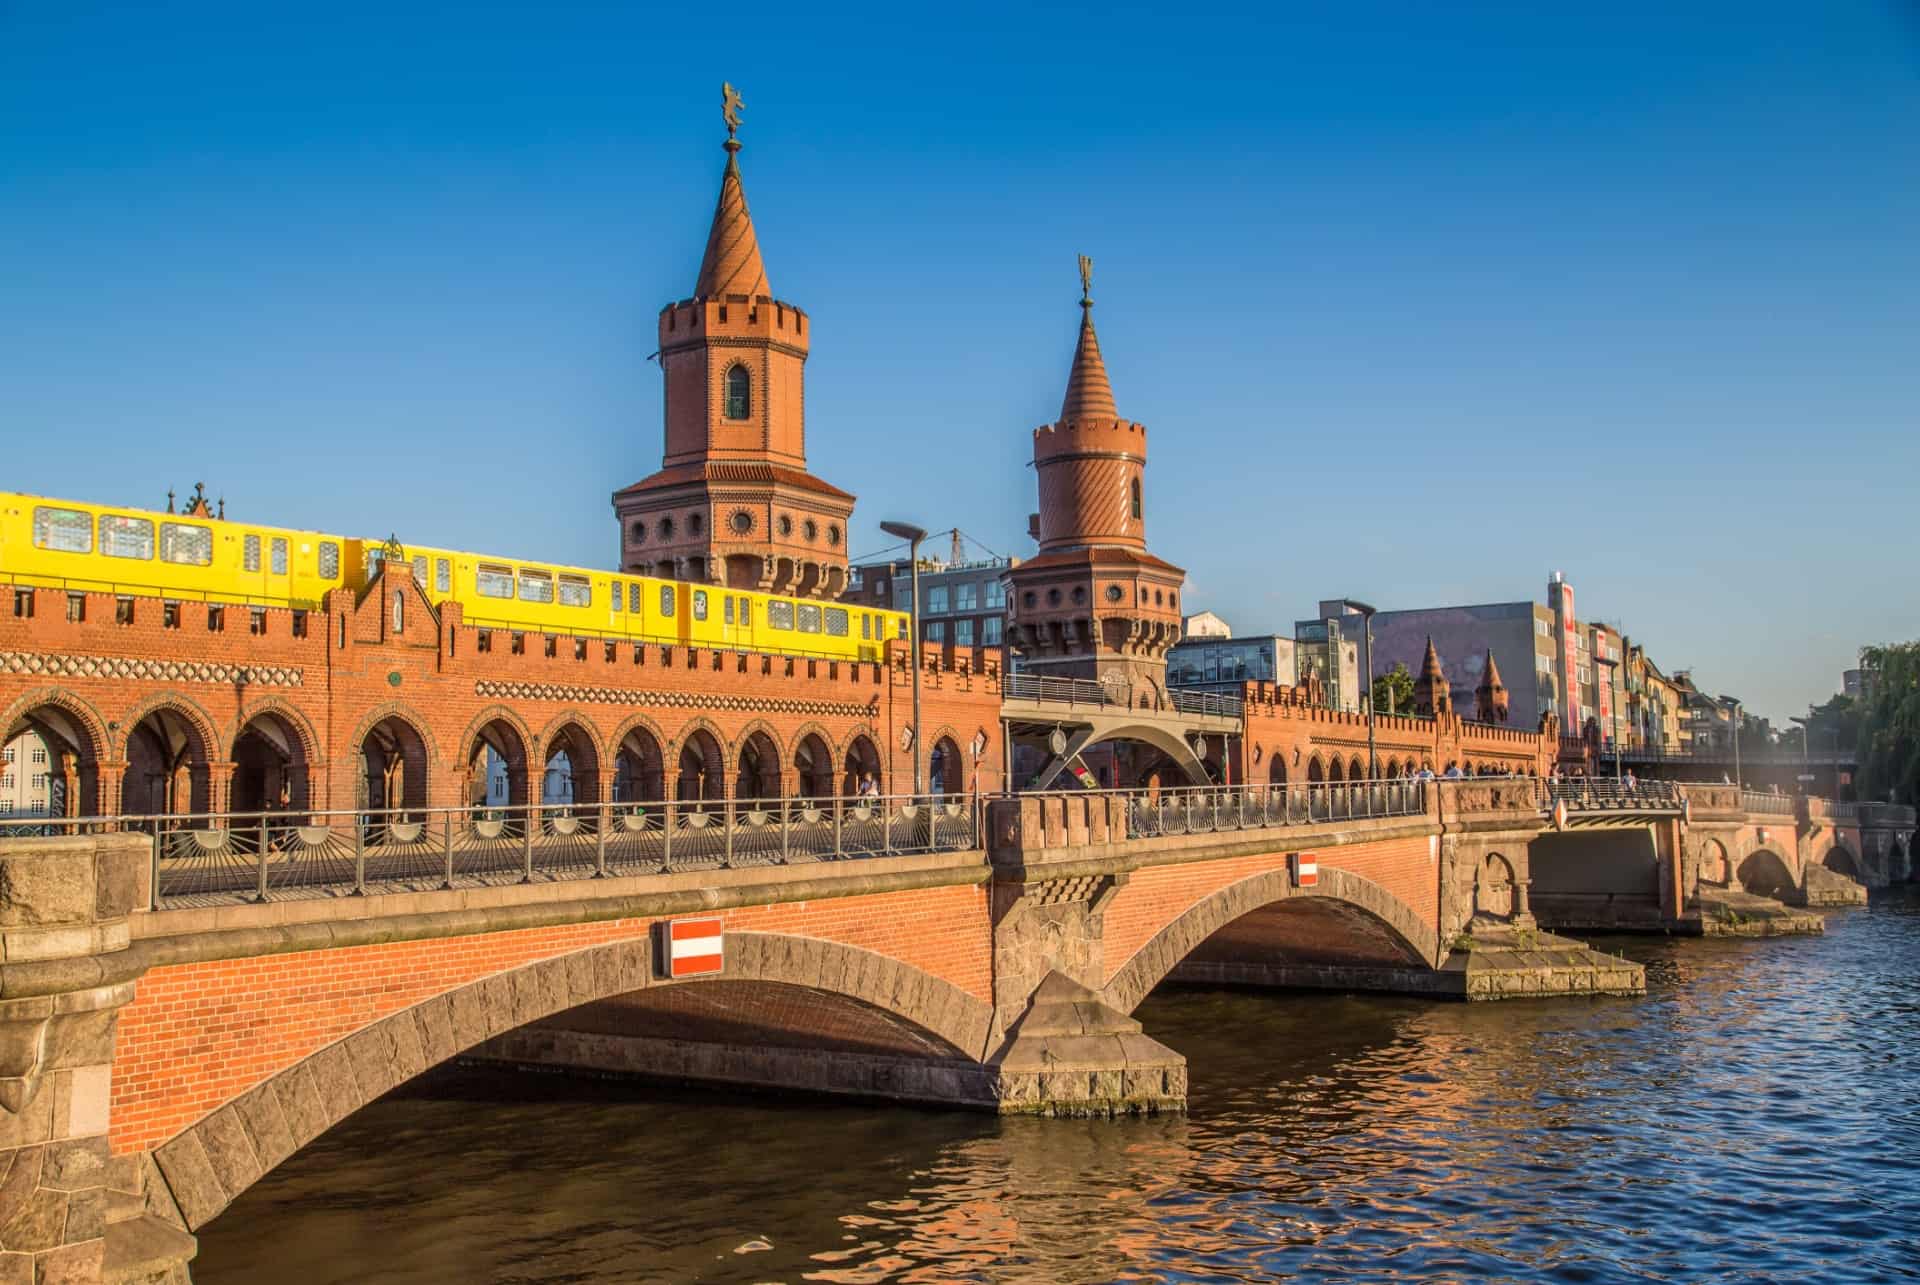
top-left (3, 2), bottom-right (1916, 723)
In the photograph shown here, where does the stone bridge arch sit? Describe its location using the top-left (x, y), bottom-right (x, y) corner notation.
top-left (147, 931), bottom-right (995, 1233)
top-left (1820, 844), bottom-right (1864, 882)
top-left (1737, 848), bottom-right (1797, 900)
top-left (1100, 866), bottom-right (1440, 1015)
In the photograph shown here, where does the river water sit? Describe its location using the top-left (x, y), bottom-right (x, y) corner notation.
top-left (194, 891), bottom-right (1920, 1284)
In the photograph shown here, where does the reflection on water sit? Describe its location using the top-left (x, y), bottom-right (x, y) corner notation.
top-left (196, 890), bottom-right (1920, 1283)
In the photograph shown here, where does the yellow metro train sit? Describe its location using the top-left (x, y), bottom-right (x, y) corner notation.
top-left (0, 492), bottom-right (906, 663)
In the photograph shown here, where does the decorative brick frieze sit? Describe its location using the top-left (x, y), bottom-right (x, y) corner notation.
top-left (0, 650), bottom-right (302, 688)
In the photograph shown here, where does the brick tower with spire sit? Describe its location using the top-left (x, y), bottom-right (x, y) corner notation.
top-left (1474, 647), bottom-right (1509, 723)
top-left (1006, 260), bottom-right (1185, 697)
top-left (612, 85), bottom-right (855, 598)
top-left (1414, 637), bottom-right (1452, 717)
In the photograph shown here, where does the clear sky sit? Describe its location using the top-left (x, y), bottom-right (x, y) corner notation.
top-left (3, 2), bottom-right (1916, 724)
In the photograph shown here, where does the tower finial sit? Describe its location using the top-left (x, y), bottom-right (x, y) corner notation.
top-left (1078, 253), bottom-right (1093, 308)
top-left (721, 81), bottom-right (744, 152)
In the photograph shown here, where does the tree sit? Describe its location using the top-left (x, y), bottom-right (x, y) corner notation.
top-left (1856, 642), bottom-right (1920, 805)
top-left (1372, 662), bottom-right (1415, 716)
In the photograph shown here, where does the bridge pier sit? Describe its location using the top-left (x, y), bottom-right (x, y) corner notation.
top-left (0, 836), bottom-right (195, 1284)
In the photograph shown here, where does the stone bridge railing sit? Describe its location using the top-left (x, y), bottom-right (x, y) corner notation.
top-left (994, 780), bottom-right (1431, 855)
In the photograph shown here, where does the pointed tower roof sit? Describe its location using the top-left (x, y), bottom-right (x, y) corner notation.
top-left (1059, 257), bottom-right (1118, 422)
top-left (1420, 636), bottom-right (1446, 683)
top-left (1478, 646), bottom-right (1505, 691)
top-left (694, 126), bottom-right (770, 299)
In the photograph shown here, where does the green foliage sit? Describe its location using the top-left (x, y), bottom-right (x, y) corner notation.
top-left (1372, 662), bottom-right (1416, 716)
top-left (1856, 642), bottom-right (1920, 805)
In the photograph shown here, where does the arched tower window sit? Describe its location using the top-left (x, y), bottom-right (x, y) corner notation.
top-left (1130, 478), bottom-right (1142, 520)
top-left (724, 364), bottom-right (751, 420)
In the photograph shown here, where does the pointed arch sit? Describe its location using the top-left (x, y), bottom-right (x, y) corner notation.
top-left (120, 694), bottom-right (222, 817)
top-left (608, 713), bottom-right (670, 805)
top-left (536, 714), bottom-right (604, 808)
top-left (1, 686), bottom-right (110, 818)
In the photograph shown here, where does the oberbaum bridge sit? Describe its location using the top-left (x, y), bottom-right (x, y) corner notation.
top-left (1, 103), bottom-right (1914, 1284)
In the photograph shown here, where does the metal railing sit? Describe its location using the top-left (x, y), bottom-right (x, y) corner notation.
top-left (1002, 673), bottom-right (1243, 719)
top-left (0, 793), bottom-right (982, 910)
top-left (1033, 779), bottom-right (1428, 840)
top-left (1539, 778), bottom-right (1681, 812)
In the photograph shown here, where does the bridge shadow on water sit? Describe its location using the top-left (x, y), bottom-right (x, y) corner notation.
top-left (193, 889), bottom-right (1920, 1284)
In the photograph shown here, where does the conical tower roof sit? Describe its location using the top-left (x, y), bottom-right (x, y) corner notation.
top-left (1420, 636), bottom-right (1446, 683)
top-left (694, 140), bottom-right (770, 299)
top-left (1059, 288), bottom-right (1118, 423)
top-left (1478, 646), bottom-right (1505, 691)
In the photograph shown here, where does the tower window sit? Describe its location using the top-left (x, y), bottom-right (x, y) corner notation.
top-left (724, 364), bottom-right (751, 420)
top-left (630, 521), bottom-right (646, 545)
top-left (1130, 478), bottom-right (1142, 520)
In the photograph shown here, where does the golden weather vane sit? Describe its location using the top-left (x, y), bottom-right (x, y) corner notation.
top-left (1078, 254), bottom-right (1094, 304)
top-left (722, 82), bottom-right (745, 138)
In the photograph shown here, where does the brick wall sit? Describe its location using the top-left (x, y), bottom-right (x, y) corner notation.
top-left (1099, 836), bottom-right (1437, 987)
top-left (110, 881), bottom-right (990, 1156)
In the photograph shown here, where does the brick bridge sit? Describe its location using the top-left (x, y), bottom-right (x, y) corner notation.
top-left (2, 780), bottom-right (1910, 1281)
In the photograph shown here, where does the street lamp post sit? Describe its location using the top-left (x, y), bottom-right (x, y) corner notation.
top-left (1338, 598), bottom-right (1377, 779)
top-left (1724, 696), bottom-right (1743, 791)
top-left (879, 520), bottom-right (929, 797)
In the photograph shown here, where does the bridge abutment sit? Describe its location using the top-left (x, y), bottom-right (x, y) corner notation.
top-left (0, 836), bottom-right (195, 1284)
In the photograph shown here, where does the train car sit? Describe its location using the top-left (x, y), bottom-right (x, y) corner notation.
top-left (0, 492), bottom-right (356, 609)
top-left (0, 490), bottom-right (910, 663)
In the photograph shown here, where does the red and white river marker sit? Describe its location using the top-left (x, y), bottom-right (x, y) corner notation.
top-left (1290, 853), bottom-right (1318, 888)
top-left (657, 917), bottom-right (724, 979)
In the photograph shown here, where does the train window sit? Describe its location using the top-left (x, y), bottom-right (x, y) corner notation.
top-left (797, 603), bottom-right (822, 634)
top-left (558, 575), bottom-right (591, 608)
top-left (658, 585), bottom-right (675, 617)
top-left (767, 599), bottom-right (794, 631)
top-left (271, 538), bottom-right (288, 575)
top-left (159, 523), bottom-right (213, 566)
top-left (723, 597), bottom-right (733, 625)
top-left (518, 569), bottom-right (554, 603)
top-left (861, 614), bottom-right (871, 640)
top-left (476, 564), bottom-right (514, 599)
top-left (611, 580), bottom-right (623, 612)
top-left (99, 515), bottom-right (154, 560)
top-left (318, 542), bottom-right (340, 578)
top-left (898, 618), bottom-right (908, 640)
top-left (825, 607), bottom-right (849, 637)
top-left (628, 583), bottom-right (641, 613)
top-left (692, 590), bottom-right (708, 621)
top-left (411, 555), bottom-right (427, 587)
top-left (243, 535), bottom-right (262, 572)
top-left (738, 598), bottom-right (750, 627)
top-left (31, 507), bottom-right (93, 553)
top-left (435, 559), bottom-right (450, 593)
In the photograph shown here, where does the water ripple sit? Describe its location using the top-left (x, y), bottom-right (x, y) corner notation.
top-left (195, 889), bottom-right (1920, 1283)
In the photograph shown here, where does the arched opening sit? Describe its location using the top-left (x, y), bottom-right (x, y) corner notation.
top-left (1326, 757), bottom-right (1344, 784)
top-left (464, 718), bottom-right (527, 812)
top-left (124, 707), bottom-right (212, 817)
top-left (1737, 849), bottom-right (1797, 901)
top-left (1474, 854), bottom-right (1517, 922)
top-left (3, 702), bottom-right (101, 819)
top-left (1306, 756), bottom-right (1324, 784)
top-left (723, 363), bottom-right (752, 420)
top-left (542, 722), bottom-right (601, 811)
top-left (1348, 755), bottom-right (1365, 782)
top-left (1697, 838), bottom-right (1730, 888)
top-left (612, 726), bottom-right (665, 804)
top-left (840, 734), bottom-right (881, 796)
top-left (361, 715), bottom-right (428, 814)
top-left (1822, 847), bottom-right (1863, 882)
top-left (928, 736), bottom-right (962, 795)
top-left (1165, 896), bottom-right (1429, 993)
top-left (793, 733), bottom-right (835, 800)
top-left (1268, 756), bottom-right (1287, 786)
top-left (734, 730), bottom-right (782, 802)
top-left (1129, 477), bottom-right (1142, 520)
top-left (229, 711), bottom-right (311, 814)
top-left (675, 729), bottom-right (725, 806)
